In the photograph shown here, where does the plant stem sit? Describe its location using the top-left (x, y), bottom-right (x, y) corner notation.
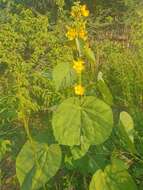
top-left (23, 115), bottom-right (39, 167)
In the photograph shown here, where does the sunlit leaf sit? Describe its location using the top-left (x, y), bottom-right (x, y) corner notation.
top-left (16, 141), bottom-right (62, 190)
top-left (97, 72), bottom-right (113, 106)
top-left (53, 62), bottom-right (75, 90)
top-left (119, 111), bottom-right (136, 153)
top-left (83, 46), bottom-right (96, 63)
top-left (52, 96), bottom-right (113, 146)
top-left (89, 159), bottom-right (137, 190)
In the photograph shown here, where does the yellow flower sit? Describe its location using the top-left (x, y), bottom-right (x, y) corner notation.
top-left (73, 59), bottom-right (85, 74)
top-left (66, 27), bottom-right (77, 40)
top-left (71, 4), bottom-right (89, 18)
top-left (71, 7), bottom-right (81, 18)
top-left (78, 28), bottom-right (87, 40)
top-left (81, 5), bottom-right (89, 17)
top-left (74, 85), bottom-right (84, 96)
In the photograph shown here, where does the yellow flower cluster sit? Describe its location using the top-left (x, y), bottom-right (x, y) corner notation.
top-left (66, 27), bottom-right (77, 41)
top-left (73, 59), bottom-right (85, 95)
top-left (66, 26), bottom-right (87, 41)
top-left (71, 4), bottom-right (89, 18)
top-left (80, 5), bottom-right (89, 17)
top-left (74, 85), bottom-right (84, 96)
top-left (66, 3), bottom-right (89, 41)
top-left (78, 27), bottom-right (87, 40)
top-left (66, 3), bottom-right (88, 96)
top-left (73, 59), bottom-right (85, 74)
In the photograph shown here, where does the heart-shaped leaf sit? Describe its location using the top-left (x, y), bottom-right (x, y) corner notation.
top-left (89, 159), bottom-right (137, 190)
top-left (52, 96), bottom-right (113, 146)
top-left (16, 141), bottom-right (61, 190)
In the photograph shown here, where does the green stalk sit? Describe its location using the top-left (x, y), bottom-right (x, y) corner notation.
top-left (16, 70), bottom-right (44, 186)
top-left (75, 38), bottom-right (82, 57)
top-left (83, 176), bottom-right (88, 190)
top-left (23, 116), bottom-right (39, 167)
top-left (23, 115), bottom-right (48, 188)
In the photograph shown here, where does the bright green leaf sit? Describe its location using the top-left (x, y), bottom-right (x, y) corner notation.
top-left (52, 96), bottom-right (113, 146)
top-left (89, 159), bottom-right (137, 190)
top-left (97, 72), bottom-right (113, 106)
top-left (53, 62), bottom-right (75, 90)
top-left (16, 141), bottom-right (61, 190)
top-left (83, 46), bottom-right (96, 63)
top-left (119, 111), bottom-right (136, 153)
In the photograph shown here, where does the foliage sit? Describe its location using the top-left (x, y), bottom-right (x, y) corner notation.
top-left (1, 0), bottom-right (143, 190)
top-left (16, 140), bottom-right (61, 190)
top-left (53, 96), bottom-right (113, 146)
top-left (89, 159), bottom-right (137, 190)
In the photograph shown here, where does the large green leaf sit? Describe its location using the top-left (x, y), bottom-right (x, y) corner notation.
top-left (52, 96), bottom-right (113, 146)
top-left (97, 72), bottom-right (113, 106)
top-left (89, 159), bottom-right (137, 190)
top-left (16, 141), bottom-right (61, 190)
top-left (53, 62), bottom-right (75, 90)
top-left (119, 111), bottom-right (136, 153)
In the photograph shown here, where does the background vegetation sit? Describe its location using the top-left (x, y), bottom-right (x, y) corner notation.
top-left (1, 0), bottom-right (143, 189)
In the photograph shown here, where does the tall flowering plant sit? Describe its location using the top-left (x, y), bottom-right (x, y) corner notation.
top-left (66, 2), bottom-right (89, 96)
top-left (15, 2), bottom-right (138, 190)
top-left (53, 1), bottom-right (114, 150)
